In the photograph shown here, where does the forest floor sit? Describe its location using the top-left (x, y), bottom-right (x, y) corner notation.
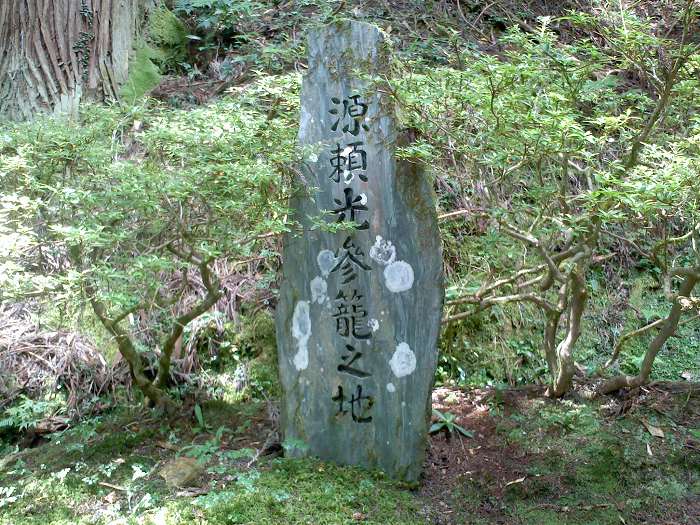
top-left (0, 385), bottom-right (698, 525)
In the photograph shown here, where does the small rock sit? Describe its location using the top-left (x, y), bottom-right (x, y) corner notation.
top-left (444, 393), bottom-right (460, 405)
top-left (159, 457), bottom-right (203, 488)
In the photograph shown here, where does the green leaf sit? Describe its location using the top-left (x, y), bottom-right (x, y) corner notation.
top-left (194, 404), bottom-right (205, 428)
top-left (432, 408), bottom-right (446, 419)
top-left (454, 424), bottom-right (474, 438)
top-left (429, 422), bottom-right (445, 434)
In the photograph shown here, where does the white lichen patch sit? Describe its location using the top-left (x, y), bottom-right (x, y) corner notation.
top-left (317, 249), bottom-right (336, 277)
top-left (369, 236), bottom-right (396, 266)
top-left (292, 301), bottom-right (311, 371)
top-left (389, 342), bottom-right (416, 378)
top-left (384, 260), bottom-right (414, 293)
top-left (386, 382), bottom-right (396, 393)
top-left (310, 276), bottom-right (328, 304)
top-left (369, 318), bottom-right (379, 332)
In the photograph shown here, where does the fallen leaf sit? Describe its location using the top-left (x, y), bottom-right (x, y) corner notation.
top-left (641, 420), bottom-right (665, 438)
top-left (505, 476), bottom-right (527, 487)
top-left (99, 481), bottom-right (127, 492)
top-left (132, 464), bottom-right (148, 481)
top-left (646, 442), bottom-right (653, 456)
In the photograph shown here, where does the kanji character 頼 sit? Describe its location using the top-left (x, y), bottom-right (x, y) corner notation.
top-left (329, 141), bottom-right (368, 183)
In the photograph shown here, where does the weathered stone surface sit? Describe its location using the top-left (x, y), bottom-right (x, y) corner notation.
top-left (159, 457), bottom-right (203, 488)
top-left (276, 19), bottom-right (443, 482)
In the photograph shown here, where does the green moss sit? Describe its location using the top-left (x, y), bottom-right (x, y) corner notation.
top-left (170, 458), bottom-right (422, 525)
top-left (514, 506), bottom-right (620, 525)
top-left (493, 397), bottom-right (698, 524)
top-left (227, 310), bottom-right (281, 400)
top-left (149, 7), bottom-right (187, 48)
top-left (644, 478), bottom-right (689, 501)
top-left (120, 45), bottom-right (162, 102)
top-left (0, 478), bottom-right (98, 525)
top-left (119, 6), bottom-right (188, 102)
top-left (0, 419), bottom-right (422, 525)
top-left (199, 398), bottom-right (263, 431)
top-left (147, 6), bottom-right (188, 71)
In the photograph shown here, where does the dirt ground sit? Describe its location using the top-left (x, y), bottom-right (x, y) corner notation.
top-left (420, 385), bottom-right (700, 525)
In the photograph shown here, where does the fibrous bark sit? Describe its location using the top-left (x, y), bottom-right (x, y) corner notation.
top-left (0, 0), bottom-right (142, 121)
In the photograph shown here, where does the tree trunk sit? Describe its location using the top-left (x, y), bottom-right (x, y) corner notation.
top-left (0, 0), bottom-right (145, 121)
top-left (543, 311), bottom-right (561, 375)
top-left (546, 269), bottom-right (588, 397)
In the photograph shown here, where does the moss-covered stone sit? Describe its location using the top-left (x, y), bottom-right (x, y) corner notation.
top-left (276, 20), bottom-right (443, 482)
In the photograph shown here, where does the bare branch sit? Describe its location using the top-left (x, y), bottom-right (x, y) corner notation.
top-left (111, 302), bottom-right (145, 327)
top-left (438, 209), bottom-right (488, 221)
top-left (154, 259), bottom-right (222, 389)
top-left (445, 264), bottom-right (547, 306)
top-left (598, 271), bottom-right (699, 395)
top-left (442, 291), bottom-right (555, 324)
top-left (604, 313), bottom-right (700, 369)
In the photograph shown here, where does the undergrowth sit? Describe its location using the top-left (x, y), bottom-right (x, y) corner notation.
top-left (1, 389), bottom-right (697, 524)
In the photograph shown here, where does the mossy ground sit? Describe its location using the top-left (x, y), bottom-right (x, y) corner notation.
top-left (0, 398), bottom-right (421, 525)
top-left (426, 386), bottom-right (700, 525)
top-left (1, 384), bottom-right (697, 525)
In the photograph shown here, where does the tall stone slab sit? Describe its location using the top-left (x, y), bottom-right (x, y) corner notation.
top-left (276, 19), bottom-right (443, 482)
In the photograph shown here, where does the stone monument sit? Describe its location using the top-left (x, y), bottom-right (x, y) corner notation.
top-left (276, 19), bottom-right (443, 482)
